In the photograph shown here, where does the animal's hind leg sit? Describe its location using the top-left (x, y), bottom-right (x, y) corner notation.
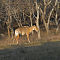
top-left (27, 34), bottom-right (30, 43)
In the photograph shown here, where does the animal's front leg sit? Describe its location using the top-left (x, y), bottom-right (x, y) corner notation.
top-left (15, 34), bottom-right (19, 44)
top-left (26, 34), bottom-right (30, 43)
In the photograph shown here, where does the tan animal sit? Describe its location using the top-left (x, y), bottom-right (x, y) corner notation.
top-left (14, 25), bottom-right (39, 44)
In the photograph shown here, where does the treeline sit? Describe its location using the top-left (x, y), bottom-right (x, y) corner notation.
top-left (0, 0), bottom-right (60, 39)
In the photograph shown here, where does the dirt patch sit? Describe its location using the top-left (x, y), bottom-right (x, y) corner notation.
top-left (0, 29), bottom-right (60, 60)
top-left (0, 41), bottom-right (60, 60)
top-left (0, 29), bottom-right (60, 49)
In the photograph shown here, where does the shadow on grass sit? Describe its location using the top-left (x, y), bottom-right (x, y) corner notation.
top-left (0, 41), bottom-right (60, 60)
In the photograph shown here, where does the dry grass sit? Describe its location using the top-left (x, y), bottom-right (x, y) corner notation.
top-left (0, 29), bottom-right (60, 49)
top-left (0, 29), bottom-right (60, 60)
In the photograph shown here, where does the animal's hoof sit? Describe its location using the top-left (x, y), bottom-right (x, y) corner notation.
top-left (28, 41), bottom-right (30, 43)
top-left (17, 41), bottom-right (18, 44)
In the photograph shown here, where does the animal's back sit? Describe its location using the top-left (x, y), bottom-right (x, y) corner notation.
top-left (15, 26), bottom-right (30, 35)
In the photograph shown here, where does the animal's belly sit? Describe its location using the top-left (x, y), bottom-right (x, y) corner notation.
top-left (21, 32), bottom-right (25, 35)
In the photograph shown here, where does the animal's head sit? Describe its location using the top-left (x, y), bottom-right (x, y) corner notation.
top-left (32, 25), bottom-right (39, 32)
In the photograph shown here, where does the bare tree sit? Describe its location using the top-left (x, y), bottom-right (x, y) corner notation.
top-left (40, 0), bottom-right (58, 33)
top-left (35, 1), bottom-right (41, 39)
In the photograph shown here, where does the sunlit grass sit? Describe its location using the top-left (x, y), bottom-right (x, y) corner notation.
top-left (0, 39), bottom-right (60, 50)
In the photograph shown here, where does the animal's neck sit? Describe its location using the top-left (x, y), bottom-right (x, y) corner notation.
top-left (30, 26), bottom-right (35, 32)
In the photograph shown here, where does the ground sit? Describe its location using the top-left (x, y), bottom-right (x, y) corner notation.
top-left (0, 28), bottom-right (60, 60)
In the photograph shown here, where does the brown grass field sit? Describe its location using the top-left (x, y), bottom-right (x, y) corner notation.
top-left (0, 28), bottom-right (60, 60)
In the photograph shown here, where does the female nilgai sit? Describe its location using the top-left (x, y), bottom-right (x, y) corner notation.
top-left (14, 26), bottom-right (39, 44)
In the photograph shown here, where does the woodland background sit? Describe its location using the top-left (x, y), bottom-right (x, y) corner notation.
top-left (0, 0), bottom-right (60, 60)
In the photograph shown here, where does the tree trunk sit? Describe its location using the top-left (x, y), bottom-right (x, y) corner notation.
top-left (36, 4), bottom-right (41, 39)
top-left (7, 26), bottom-right (10, 38)
top-left (55, 10), bottom-right (58, 33)
top-left (30, 11), bottom-right (32, 27)
top-left (30, 11), bottom-right (33, 34)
